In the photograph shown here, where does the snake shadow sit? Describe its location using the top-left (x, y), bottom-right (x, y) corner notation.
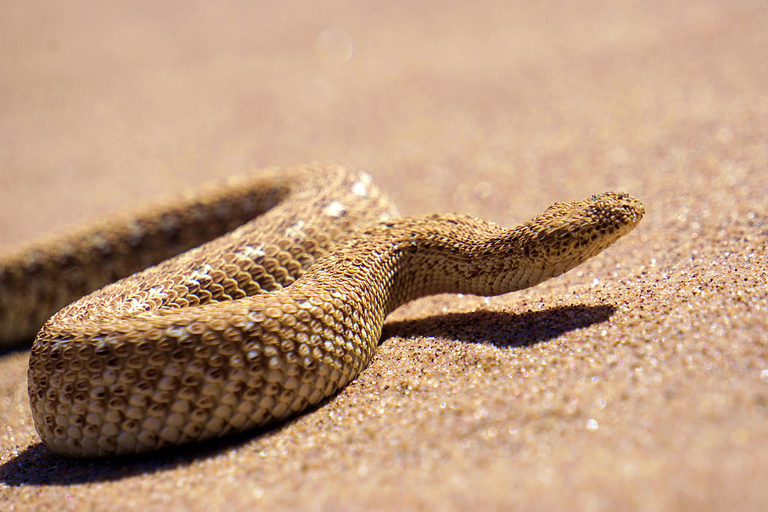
top-left (0, 338), bottom-right (35, 356)
top-left (381, 303), bottom-right (616, 348)
top-left (0, 427), bottom-right (276, 487)
top-left (0, 303), bottom-right (614, 487)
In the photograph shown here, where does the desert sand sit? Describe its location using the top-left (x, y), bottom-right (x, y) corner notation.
top-left (1, 1), bottom-right (766, 510)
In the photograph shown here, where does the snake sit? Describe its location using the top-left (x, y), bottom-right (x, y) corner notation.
top-left (0, 163), bottom-right (644, 457)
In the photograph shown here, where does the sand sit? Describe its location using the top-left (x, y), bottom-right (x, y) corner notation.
top-left (1, 1), bottom-right (767, 510)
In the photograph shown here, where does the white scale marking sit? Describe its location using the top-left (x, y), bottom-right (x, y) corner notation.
top-left (285, 221), bottom-right (306, 242)
top-left (323, 201), bottom-right (347, 218)
top-left (235, 244), bottom-right (266, 261)
top-left (351, 171), bottom-right (373, 197)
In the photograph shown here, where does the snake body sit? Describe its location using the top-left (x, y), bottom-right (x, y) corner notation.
top-left (4, 164), bottom-right (644, 457)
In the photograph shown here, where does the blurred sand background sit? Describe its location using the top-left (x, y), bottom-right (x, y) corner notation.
top-left (1, 1), bottom-right (767, 510)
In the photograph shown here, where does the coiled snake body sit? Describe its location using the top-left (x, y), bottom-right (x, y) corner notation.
top-left (0, 164), bottom-right (644, 457)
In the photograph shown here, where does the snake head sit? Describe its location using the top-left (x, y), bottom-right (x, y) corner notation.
top-left (506, 191), bottom-right (645, 287)
top-left (563, 191), bottom-right (644, 243)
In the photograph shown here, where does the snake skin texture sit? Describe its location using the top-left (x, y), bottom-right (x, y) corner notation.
top-left (6, 164), bottom-right (644, 457)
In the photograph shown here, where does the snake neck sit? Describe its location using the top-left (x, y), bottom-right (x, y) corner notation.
top-left (305, 215), bottom-right (523, 321)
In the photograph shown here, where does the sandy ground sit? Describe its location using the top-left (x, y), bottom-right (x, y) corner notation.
top-left (1, 1), bottom-right (767, 510)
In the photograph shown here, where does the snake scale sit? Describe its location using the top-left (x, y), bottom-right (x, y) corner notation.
top-left (0, 164), bottom-right (644, 457)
